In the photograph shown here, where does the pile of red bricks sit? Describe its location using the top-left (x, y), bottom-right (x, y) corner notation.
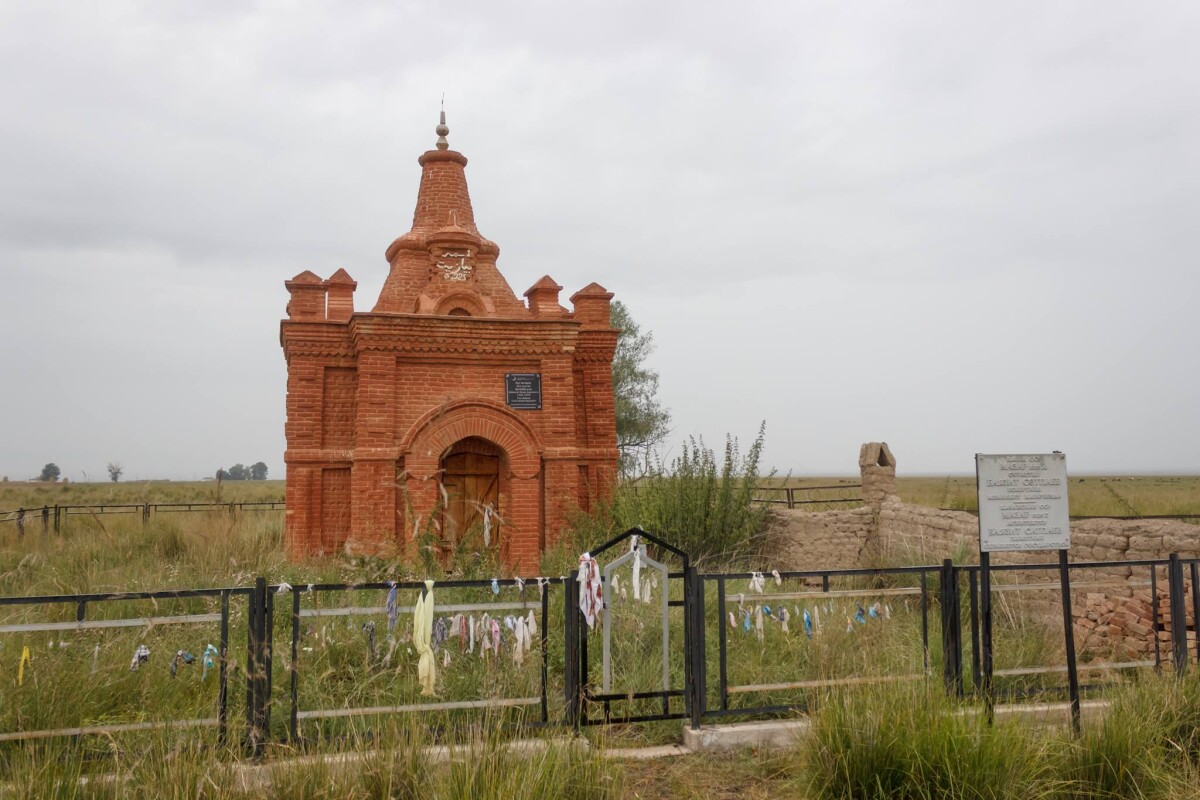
top-left (1074, 583), bottom-right (1196, 660)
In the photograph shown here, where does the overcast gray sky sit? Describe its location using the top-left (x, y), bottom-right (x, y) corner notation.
top-left (2, 0), bottom-right (1198, 482)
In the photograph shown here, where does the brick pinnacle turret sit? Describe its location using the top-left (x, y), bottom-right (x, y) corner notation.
top-left (374, 112), bottom-right (520, 315)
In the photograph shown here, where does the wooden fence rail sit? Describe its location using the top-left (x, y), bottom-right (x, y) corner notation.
top-left (0, 501), bottom-right (285, 533)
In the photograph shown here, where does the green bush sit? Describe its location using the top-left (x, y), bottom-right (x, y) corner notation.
top-left (553, 423), bottom-right (771, 570)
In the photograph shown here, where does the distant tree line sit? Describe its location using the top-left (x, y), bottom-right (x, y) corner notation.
top-left (216, 462), bottom-right (269, 481)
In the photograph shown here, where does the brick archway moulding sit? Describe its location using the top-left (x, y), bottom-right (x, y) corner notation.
top-left (401, 400), bottom-right (544, 480)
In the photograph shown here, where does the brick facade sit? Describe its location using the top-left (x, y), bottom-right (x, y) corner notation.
top-left (280, 115), bottom-right (619, 570)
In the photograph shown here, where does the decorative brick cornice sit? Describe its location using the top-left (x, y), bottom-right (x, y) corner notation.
top-left (280, 320), bottom-right (355, 359)
top-left (572, 329), bottom-right (619, 362)
top-left (348, 313), bottom-right (580, 355)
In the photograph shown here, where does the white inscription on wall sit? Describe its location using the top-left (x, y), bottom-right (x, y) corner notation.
top-left (436, 251), bottom-right (474, 282)
top-left (976, 453), bottom-right (1071, 552)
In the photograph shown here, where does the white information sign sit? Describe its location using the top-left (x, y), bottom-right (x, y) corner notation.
top-left (976, 453), bottom-right (1071, 552)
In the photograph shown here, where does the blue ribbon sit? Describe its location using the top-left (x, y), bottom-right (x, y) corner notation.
top-left (201, 644), bottom-right (219, 680)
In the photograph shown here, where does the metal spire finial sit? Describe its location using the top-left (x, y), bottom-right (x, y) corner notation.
top-left (435, 97), bottom-right (449, 150)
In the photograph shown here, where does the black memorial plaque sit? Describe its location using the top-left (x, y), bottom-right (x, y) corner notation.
top-left (505, 373), bottom-right (542, 410)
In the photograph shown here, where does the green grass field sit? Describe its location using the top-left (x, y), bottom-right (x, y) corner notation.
top-left (0, 479), bottom-right (284, 511)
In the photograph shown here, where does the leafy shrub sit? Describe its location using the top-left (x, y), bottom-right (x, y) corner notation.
top-left (555, 423), bottom-right (771, 569)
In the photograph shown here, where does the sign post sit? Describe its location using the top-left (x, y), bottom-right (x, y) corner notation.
top-left (975, 452), bottom-right (1078, 734)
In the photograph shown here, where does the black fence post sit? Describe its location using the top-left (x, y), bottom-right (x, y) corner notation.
top-left (564, 574), bottom-right (579, 730)
top-left (41, 506), bottom-right (49, 532)
top-left (1057, 550), bottom-right (1081, 736)
top-left (264, 588), bottom-right (275, 736)
top-left (1191, 561), bottom-right (1200, 667)
top-left (16, 508), bottom-right (24, 537)
top-left (53, 504), bottom-right (60, 533)
top-left (969, 568), bottom-right (981, 694)
top-left (219, 590), bottom-right (230, 747)
top-left (940, 559), bottom-right (962, 696)
top-left (685, 566), bottom-right (705, 730)
top-left (980, 551), bottom-right (994, 725)
top-left (142, 503), bottom-right (150, 527)
top-left (1168, 553), bottom-right (1188, 675)
top-left (246, 576), bottom-right (268, 757)
top-left (290, 589), bottom-right (300, 742)
top-left (245, 581), bottom-right (257, 751)
top-left (540, 581), bottom-right (550, 725)
top-left (920, 569), bottom-right (930, 674)
top-left (717, 576), bottom-right (729, 711)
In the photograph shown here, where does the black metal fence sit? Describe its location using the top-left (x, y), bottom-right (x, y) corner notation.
top-left (0, 585), bottom-right (250, 745)
top-left (699, 564), bottom-right (934, 723)
top-left (277, 576), bottom-right (562, 746)
top-left (2, 528), bottom-right (1198, 755)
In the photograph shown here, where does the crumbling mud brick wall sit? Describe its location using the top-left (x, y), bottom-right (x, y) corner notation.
top-left (772, 443), bottom-right (1200, 660)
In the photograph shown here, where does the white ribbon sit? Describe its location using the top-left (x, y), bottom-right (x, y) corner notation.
top-left (513, 617), bottom-right (527, 665)
top-left (526, 610), bottom-right (538, 638)
top-left (748, 572), bottom-right (766, 594)
top-left (577, 553), bottom-right (603, 629)
top-left (129, 644), bottom-right (150, 672)
top-left (631, 536), bottom-right (642, 601)
top-left (479, 616), bottom-right (491, 658)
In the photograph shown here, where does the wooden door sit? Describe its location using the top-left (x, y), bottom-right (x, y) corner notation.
top-left (440, 438), bottom-right (500, 551)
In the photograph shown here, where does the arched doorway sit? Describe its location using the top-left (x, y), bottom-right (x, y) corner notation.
top-left (440, 437), bottom-right (502, 552)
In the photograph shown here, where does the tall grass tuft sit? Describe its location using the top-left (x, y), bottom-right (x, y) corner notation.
top-left (1064, 677), bottom-right (1200, 799)
top-left (2, 719), bottom-right (619, 799)
top-left (803, 683), bottom-right (1055, 800)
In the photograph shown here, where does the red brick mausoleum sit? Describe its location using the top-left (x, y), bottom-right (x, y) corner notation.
top-left (280, 115), bottom-right (619, 570)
